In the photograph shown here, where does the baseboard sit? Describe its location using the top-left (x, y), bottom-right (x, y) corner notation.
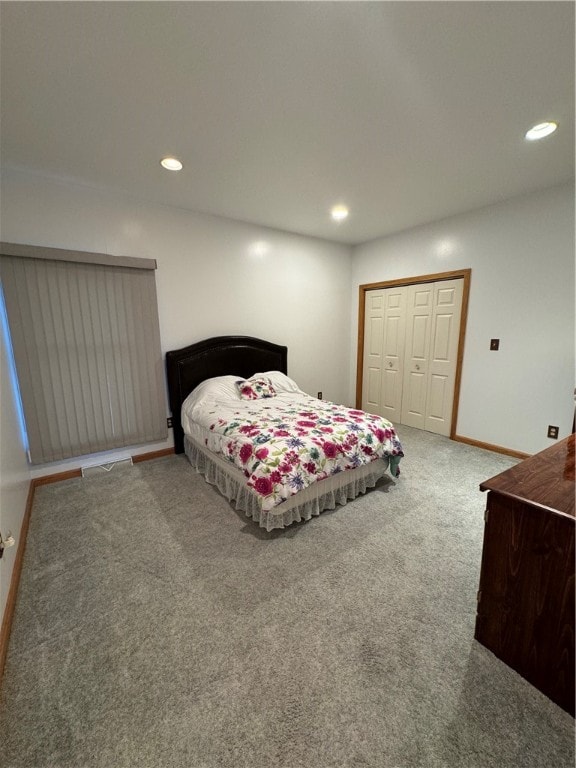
top-left (453, 434), bottom-right (530, 460)
top-left (0, 479), bottom-right (35, 685)
top-left (0, 445), bottom-right (175, 687)
top-left (33, 468), bottom-right (82, 486)
top-left (132, 447), bottom-right (175, 463)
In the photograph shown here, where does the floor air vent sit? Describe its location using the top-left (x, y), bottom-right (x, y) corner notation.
top-left (81, 457), bottom-right (133, 477)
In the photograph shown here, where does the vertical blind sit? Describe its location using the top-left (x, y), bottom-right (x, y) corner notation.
top-left (0, 243), bottom-right (167, 464)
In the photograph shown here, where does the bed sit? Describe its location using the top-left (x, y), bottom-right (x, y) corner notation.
top-left (166, 335), bottom-right (403, 530)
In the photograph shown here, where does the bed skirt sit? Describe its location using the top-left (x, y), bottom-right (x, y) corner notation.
top-left (184, 435), bottom-right (392, 531)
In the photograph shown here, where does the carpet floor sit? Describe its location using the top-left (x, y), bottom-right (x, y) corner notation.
top-left (0, 425), bottom-right (573, 767)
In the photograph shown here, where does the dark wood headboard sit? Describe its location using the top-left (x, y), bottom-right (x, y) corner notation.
top-left (165, 335), bottom-right (288, 453)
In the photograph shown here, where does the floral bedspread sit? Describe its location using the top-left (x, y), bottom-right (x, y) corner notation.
top-left (197, 394), bottom-right (403, 511)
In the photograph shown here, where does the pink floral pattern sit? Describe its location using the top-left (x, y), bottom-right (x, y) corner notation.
top-left (204, 395), bottom-right (403, 511)
top-left (236, 377), bottom-right (277, 400)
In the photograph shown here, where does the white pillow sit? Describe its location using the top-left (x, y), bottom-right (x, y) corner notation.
top-left (251, 370), bottom-right (305, 394)
top-left (182, 375), bottom-right (241, 416)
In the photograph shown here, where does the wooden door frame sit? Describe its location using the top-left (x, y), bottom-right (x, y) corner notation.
top-left (356, 268), bottom-right (471, 440)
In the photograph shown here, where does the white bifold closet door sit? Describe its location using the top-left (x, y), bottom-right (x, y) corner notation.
top-left (362, 278), bottom-right (463, 436)
top-left (362, 287), bottom-right (406, 424)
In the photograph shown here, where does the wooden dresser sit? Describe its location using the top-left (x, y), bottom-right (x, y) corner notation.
top-left (475, 434), bottom-right (575, 716)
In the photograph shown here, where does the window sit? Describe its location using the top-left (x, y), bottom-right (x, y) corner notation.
top-left (0, 243), bottom-right (167, 464)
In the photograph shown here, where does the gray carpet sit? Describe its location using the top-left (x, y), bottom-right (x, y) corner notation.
top-left (0, 426), bottom-right (573, 768)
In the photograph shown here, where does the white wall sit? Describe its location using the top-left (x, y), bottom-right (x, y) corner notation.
top-left (351, 183), bottom-right (575, 455)
top-left (0, 168), bottom-right (353, 476)
top-left (2, 170), bottom-right (574, 474)
top-left (0, 315), bottom-right (31, 634)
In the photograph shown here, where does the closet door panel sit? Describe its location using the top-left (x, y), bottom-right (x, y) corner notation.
top-left (431, 312), bottom-right (453, 361)
top-left (365, 314), bottom-right (385, 409)
top-left (427, 374), bottom-right (448, 420)
top-left (365, 367), bottom-right (382, 409)
top-left (425, 280), bottom-right (464, 435)
top-left (382, 367), bottom-right (402, 411)
top-left (401, 285), bottom-right (433, 428)
top-left (367, 316), bottom-right (384, 355)
top-left (378, 287), bottom-right (407, 423)
top-left (403, 371), bottom-right (427, 427)
top-left (362, 291), bottom-right (384, 413)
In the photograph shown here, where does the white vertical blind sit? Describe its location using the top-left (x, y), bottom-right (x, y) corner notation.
top-left (0, 244), bottom-right (167, 464)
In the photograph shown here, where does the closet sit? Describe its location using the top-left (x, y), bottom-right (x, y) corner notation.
top-left (361, 277), bottom-right (464, 436)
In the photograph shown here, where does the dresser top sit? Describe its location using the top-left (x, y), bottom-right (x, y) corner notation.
top-left (480, 434), bottom-right (575, 519)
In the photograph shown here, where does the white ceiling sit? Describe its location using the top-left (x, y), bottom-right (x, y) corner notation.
top-left (1, 2), bottom-right (574, 245)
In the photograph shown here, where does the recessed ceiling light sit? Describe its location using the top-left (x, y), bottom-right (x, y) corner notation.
top-left (525, 122), bottom-right (558, 141)
top-left (160, 157), bottom-right (183, 171)
top-left (331, 204), bottom-right (349, 222)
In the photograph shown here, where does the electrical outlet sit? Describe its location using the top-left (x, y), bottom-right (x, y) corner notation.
top-left (547, 425), bottom-right (559, 439)
top-left (317, 391), bottom-right (323, 399)
top-left (167, 417), bottom-right (173, 428)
